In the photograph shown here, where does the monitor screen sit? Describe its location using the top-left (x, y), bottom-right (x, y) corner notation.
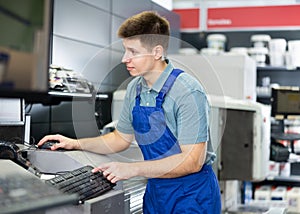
top-left (271, 87), bottom-right (300, 117)
top-left (0, 0), bottom-right (52, 102)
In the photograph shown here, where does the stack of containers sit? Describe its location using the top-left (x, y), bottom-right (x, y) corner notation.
top-left (271, 186), bottom-right (287, 201)
top-left (287, 40), bottom-right (300, 69)
top-left (253, 185), bottom-right (288, 210)
top-left (268, 38), bottom-right (287, 67)
top-left (254, 185), bottom-right (272, 201)
top-left (206, 34), bottom-right (227, 51)
top-left (248, 34), bottom-right (271, 66)
top-left (254, 185), bottom-right (300, 212)
top-left (201, 34), bottom-right (227, 56)
top-left (251, 34), bottom-right (271, 48)
top-left (287, 187), bottom-right (300, 212)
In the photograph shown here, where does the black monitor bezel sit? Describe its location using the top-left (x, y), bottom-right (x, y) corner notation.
top-left (0, 0), bottom-right (53, 104)
top-left (271, 87), bottom-right (300, 118)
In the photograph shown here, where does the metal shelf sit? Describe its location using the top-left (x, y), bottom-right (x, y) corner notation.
top-left (266, 175), bottom-right (300, 184)
top-left (257, 66), bottom-right (300, 72)
top-left (252, 175), bottom-right (300, 188)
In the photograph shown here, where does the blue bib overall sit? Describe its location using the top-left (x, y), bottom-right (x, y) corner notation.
top-left (132, 69), bottom-right (221, 214)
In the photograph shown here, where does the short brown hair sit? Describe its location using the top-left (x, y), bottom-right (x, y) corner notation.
top-left (117, 11), bottom-right (170, 51)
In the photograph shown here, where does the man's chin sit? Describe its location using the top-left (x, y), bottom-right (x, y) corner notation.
top-left (129, 70), bottom-right (139, 76)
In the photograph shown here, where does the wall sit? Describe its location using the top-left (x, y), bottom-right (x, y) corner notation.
top-left (30, 0), bottom-right (181, 141)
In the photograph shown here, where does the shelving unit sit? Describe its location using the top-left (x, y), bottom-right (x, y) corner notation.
top-left (252, 175), bottom-right (300, 196)
top-left (253, 65), bottom-right (300, 213)
top-left (257, 66), bottom-right (300, 88)
top-left (256, 66), bottom-right (300, 105)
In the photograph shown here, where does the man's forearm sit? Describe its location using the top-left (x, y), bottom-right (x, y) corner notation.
top-left (132, 143), bottom-right (207, 179)
top-left (132, 153), bottom-right (201, 178)
top-left (77, 131), bottom-right (131, 154)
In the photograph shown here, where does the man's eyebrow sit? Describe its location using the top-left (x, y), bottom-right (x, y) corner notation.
top-left (126, 46), bottom-right (136, 50)
top-left (126, 47), bottom-right (139, 53)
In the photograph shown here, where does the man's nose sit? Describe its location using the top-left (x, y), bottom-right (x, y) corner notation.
top-left (121, 53), bottom-right (131, 63)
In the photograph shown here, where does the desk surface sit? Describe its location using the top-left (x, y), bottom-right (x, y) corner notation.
top-left (0, 159), bottom-right (34, 177)
top-left (28, 144), bottom-right (143, 174)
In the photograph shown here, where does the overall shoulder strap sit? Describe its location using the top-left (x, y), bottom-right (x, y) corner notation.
top-left (135, 83), bottom-right (142, 106)
top-left (156, 69), bottom-right (184, 107)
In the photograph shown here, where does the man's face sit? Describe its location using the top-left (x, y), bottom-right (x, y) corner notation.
top-left (121, 38), bottom-right (155, 77)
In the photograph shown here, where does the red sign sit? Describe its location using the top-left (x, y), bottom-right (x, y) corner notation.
top-left (173, 8), bottom-right (200, 29)
top-left (207, 5), bottom-right (300, 30)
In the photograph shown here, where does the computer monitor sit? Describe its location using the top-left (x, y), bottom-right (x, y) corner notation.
top-left (0, 0), bottom-right (52, 103)
top-left (271, 87), bottom-right (300, 118)
top-left (270, 87), bottom-right (300, 153)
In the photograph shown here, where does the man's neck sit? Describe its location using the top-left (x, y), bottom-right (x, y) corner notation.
top-left (144, 61), bottom-right (167, 88)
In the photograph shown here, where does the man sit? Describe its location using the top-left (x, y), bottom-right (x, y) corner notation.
top-left (38, 11), bottom-right (221, 213)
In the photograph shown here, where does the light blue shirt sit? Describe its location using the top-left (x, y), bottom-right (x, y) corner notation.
top-left (116, 61), bottom-right (216, 164)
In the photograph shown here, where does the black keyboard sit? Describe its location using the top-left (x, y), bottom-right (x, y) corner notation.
top-left (45, 165), bottom-right (116, 204)
top-left (0, 176), bottom-right (78, 214)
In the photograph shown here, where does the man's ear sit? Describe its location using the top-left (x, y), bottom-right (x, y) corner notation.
top-left (152, 45), bottom-right (164, 60)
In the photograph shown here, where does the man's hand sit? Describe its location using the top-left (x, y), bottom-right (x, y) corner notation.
top-left (92, 162), bottom-right (138, 183)
top-left (37, 134), bottom-right (80, 151)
